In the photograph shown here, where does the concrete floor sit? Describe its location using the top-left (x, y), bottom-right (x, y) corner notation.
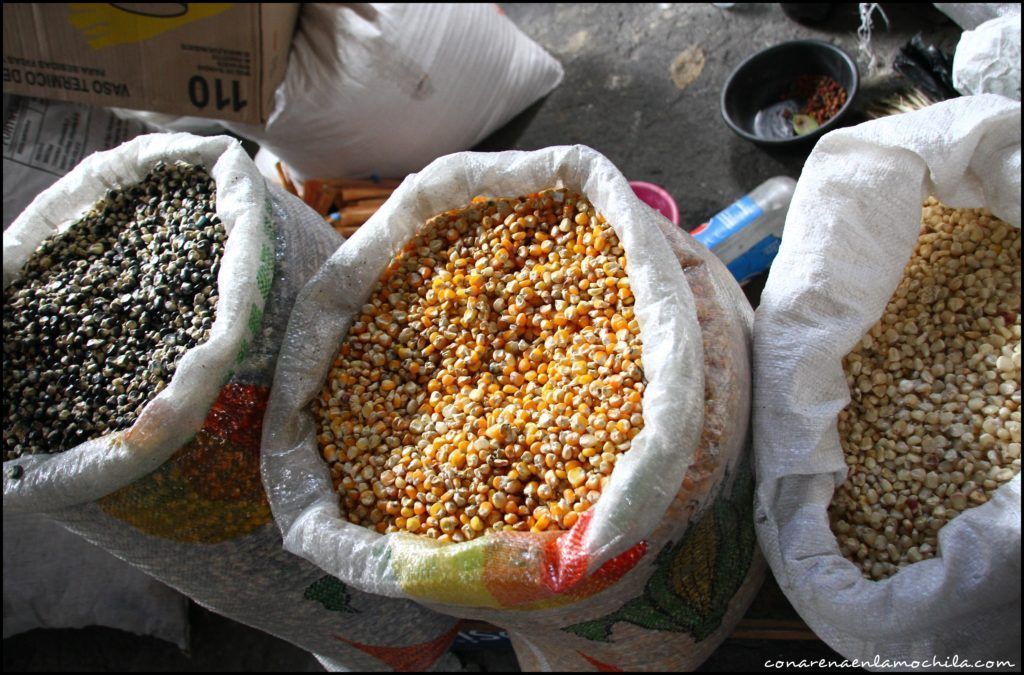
top-left (4, 2), bottom-right (963, 672)
top-left (485, 3), bottom-right (960, 230)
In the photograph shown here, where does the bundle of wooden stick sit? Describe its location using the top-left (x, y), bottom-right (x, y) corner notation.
top-left (275, 162), bottom-right (401, 238)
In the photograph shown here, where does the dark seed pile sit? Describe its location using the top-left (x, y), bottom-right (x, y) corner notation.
top-left (3, 161), bottom-right (226, 460)
top-left (787, 74), bottom-right (847, 126)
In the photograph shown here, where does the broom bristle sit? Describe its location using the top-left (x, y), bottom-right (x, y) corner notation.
top-left (866, 87), bottom-right (938, 119)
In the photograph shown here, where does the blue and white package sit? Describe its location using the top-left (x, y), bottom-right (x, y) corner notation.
top-left (691, 176), bottom-right (796, 284)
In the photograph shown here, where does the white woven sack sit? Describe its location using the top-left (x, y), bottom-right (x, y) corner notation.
top-left (953, 13), bottom-right (1022, 101)
top-left (264, 145), bottom-right (764, 671)
top-left (2, 99), bottom-right (191, 650)
top-left (226, 3), bottom-right (563, 182)
top-left (754, 95), bottom-right (1021, 668)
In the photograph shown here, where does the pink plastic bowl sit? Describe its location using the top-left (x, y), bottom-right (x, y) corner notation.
top-left (629, 181), bottom-right (680, 225)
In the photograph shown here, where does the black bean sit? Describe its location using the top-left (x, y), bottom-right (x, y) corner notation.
top-left (3, 161), bottom-right (225, 459)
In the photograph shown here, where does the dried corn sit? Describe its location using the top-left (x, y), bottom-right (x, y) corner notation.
top-left (830, 199), bottom-right (1021, 580)
top-left (314, 189), bottom-right (645, 542)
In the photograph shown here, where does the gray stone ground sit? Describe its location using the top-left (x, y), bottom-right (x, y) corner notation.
top-left (4, 2), bottom-right (963, 672)
top-left (486, 3), bottom-right (959, 229)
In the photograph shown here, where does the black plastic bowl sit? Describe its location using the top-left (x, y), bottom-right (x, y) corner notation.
top-left (721, 40), bottom-right (859, 148)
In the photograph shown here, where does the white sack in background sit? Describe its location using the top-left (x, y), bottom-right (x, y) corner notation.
top-left (953, 14), bottom-right (1022, 100)
top-left (2, 95), bottom-right (149, 231)
top-left (2, 512), bottom-right (189, 649)
top-left (110, 108), bottom-right (227, 136)
top-left (264, 145), bottom-right (764, 671)
top-left (933, 3), bottom-right (1020, 30)
top-left (754, 95), bottom-right (1021, 667)
top-left (226, 3), bottom-right (564, 183)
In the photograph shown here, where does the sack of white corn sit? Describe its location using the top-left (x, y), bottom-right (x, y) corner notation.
top-left (754, 94), bottom-right (1021, 665)
top-left (263, 145), bottom-right (763, 671)
top-left (2, 133), bottom-right (459, 671)
top-left (227, 3), bottom-right (564, 183)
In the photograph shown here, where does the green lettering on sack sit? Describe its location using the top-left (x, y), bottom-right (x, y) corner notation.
top-left (257, 243), bottom-right (273, 300)
top-left (235, 338), bottom-right (249, 365)
top-left (248, 303), bottom-right (263, 338)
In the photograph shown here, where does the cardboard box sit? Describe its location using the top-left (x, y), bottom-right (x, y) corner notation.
top-left (2, 3), bottom-right (298, 125)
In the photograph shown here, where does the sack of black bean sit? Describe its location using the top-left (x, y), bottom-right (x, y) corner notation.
top-left (3, 135), bottom-right (270, 483)
top-left (2, 133), bottom-right (460, 672)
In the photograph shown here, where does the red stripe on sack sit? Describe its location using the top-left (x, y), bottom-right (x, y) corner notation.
top-left (542, 510), bottom-right (594, 593)
top-left (202, 384), bottom-right (270, 450)
top-left (591, 539), bottom-right (648, 586)
top-left (577, 650), bottom-right (625, 672)
top-left (334, 623), bottom-right (461, 672)
top-left (542, 511), bottom-right (649, 598)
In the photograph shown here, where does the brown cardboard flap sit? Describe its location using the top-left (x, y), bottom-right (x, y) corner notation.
top-left (2, 3), bottom-right (298, 124)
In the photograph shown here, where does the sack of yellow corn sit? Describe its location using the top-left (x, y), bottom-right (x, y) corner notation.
top-left (263, 145), bottom-right (763, 671)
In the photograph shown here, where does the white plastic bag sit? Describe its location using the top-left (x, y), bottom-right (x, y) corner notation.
top-left (263, 145), bottom-right (763, 671)
top-left (754, 95), bottom-right (1021, 666)
top-left (953, 13), bottom-right (1022, 100)
top-left (3, 134), bottom-right (459, 671)
top-left (933, 3), bottom-right (1020, 30)
top-left (226, 3), bottom-right (564, 182)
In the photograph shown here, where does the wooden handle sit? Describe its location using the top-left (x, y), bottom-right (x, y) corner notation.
top-left (322, 177), bottom-right (402, 190)
top-left (314, 186), bottom-right (337, 216)
top-left (337, 210), bottom-right (372, 229)
top-left (275, 162), bottom-right (299, 196)
top-left (340, 186), bottom-right (395, 202)
top-left (345, 197), bottom-right (388, 209)
top-left (301, 179), bottom-right (322, 207)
